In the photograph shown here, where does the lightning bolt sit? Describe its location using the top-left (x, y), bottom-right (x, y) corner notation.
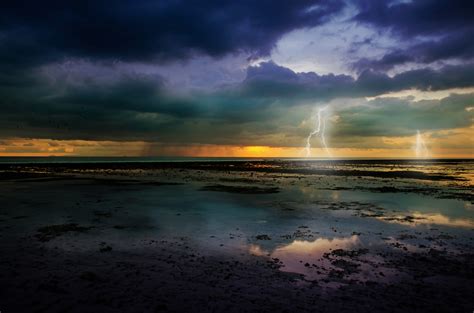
top-left (305, 106), bottom-right (331, 158)
top-left (415, 130), bottom-right (429, 158)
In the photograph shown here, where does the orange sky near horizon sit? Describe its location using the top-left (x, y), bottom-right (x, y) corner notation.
top-left (0, 133), bottom-right (472, 158)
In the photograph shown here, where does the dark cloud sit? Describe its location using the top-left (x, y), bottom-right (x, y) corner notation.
top-left (242, 61), bottom-right (474, 100)
top-left (0, 0), bottom-right (344, 71)
top-left (55, 77), bottom-right (204, 118)
top-left (352, 30), bottom-right (474, 72)
top-left (0, 73), bottom-right (211, 141)
top-left (352, 0), bottom-right (474, 70)
top-left (1, 0), bottom-right (472, 152)
top-left (0, 60), bottom-right (473, 146)
top-left (332, 93), bottom-right (474, 139)
top-left (354, 0), bottom-right (474, 38)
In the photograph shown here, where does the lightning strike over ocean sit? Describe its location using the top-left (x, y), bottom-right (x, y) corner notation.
top-left (305, 106), bottom-right (331, 158)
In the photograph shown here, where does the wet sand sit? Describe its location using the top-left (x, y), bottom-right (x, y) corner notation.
top-left (0, 160), bottom-right (473, 312)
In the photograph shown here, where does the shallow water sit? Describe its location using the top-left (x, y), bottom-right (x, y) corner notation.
top-left (2, 165), bottom-right (472, 284)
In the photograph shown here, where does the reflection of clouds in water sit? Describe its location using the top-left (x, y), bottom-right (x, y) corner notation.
top-left (298, 185), bottom-right (323, 200)
top-left (248, 244), bottom-right (268, 257)
top-left (249, 235), bottom-right (360, 274)
top-left (378, 212), bottom-right (474, 228)
top-left (248, 235), bottom-right (403, 283)
top-left (272, 235), bottom-right (359, 259)
top-left (464, 202), bottom-right (474, 212)
top-left (295, 185), bottom-right (341, 203)
top-left (250, 235), bottom-right (359, 258)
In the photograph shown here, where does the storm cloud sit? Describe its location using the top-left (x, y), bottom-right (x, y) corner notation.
top-left (0, 0), bottom-right (344, 69)
top-left (0, 0), bottom-right (473, 154)
top-left (241, 61), bottom-right (474, 100)
top-left (352, 0), bottom-right (474, 70)
top-left (0, 60), bottom-right (472, 146)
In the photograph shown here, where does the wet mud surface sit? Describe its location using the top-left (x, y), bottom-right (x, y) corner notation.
top-left (0, 159), bottom-right (473, 312)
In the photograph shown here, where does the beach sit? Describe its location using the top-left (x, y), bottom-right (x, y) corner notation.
top-left (0, 159), bottom-right (473, 312)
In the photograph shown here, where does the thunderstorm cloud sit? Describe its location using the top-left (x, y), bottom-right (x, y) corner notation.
top-left (0, 0), bottom-right (473, 155)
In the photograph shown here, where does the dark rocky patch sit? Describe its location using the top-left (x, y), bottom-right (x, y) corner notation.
top-left (200, 184), bottom-right (279, 194)
top-left (324, 249), bottom-right (369, 258)
top-left (80, 271), bottom-right (100, 282)
top-left (11, 215), bottom-right (28, 219)
top-left (331, 259), bottom-right (361, 275)
top-left (113, 225), bottom-right (128, 230)
top-left (397, 234), bottom-right (418, 240)
top-left (138, 181), bottom-right (184, 186)
top-left (93, 210), bottom-right (113, 218)
top-left (35, 223), bottom-right (92, 242)
top-left (99, 243), bottom-right (113, 252)
top-left (219, 177), bottom-right (260, 184)
top-left (382, 216), bottom-right (425, 223)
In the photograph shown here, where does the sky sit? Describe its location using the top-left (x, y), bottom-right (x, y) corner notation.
top-left (0, 0), bottom-right (473, 157)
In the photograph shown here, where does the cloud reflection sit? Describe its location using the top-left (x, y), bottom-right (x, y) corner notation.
top-left (249, 235), bottom-right (360, 277)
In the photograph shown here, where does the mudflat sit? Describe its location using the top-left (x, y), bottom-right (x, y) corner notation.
top-left (0, 159), bottom-right (473, 312)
